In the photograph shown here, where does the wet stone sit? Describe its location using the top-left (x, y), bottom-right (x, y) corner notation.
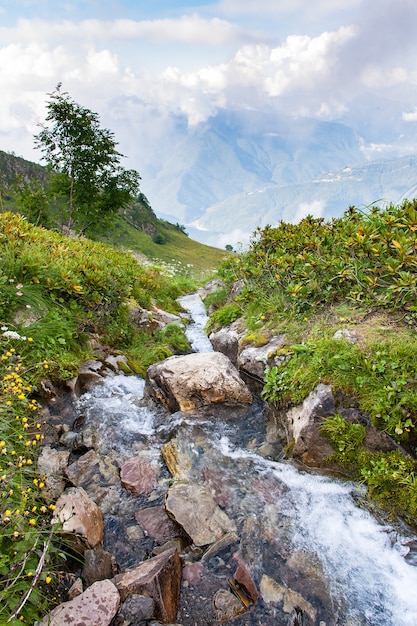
top-left (135, 506), bottom-right (184, 544)
top-left (119, 593), bottom-right (155, 623)
top-left (113, 547), bottom-right (182, 624)
top-left (120, 456), bottom-right (159, 496)
top-left (165, 481), bottom-right (237, 547)
top-left (213, 589), bottom-right (247, 622)
top-left (82, 548), bottom-right (117, 587)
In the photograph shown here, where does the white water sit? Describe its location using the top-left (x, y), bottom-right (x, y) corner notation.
top-left (178, 293), bottom-right (213, 353)
top-left (217, 435), bottom-right (417, 625)
top-left (76, 294), bottom-right (417, 625)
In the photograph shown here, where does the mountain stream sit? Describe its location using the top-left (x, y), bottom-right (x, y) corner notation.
top-left (74, 294), bottom-right (417, 625)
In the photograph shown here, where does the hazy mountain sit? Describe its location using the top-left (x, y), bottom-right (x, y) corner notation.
top-left (142, 109), bottom-right (366, 223)
top-left (190, 155), bottom-right (417, 248)
top-left (140, 108), bottom-right (417, 248)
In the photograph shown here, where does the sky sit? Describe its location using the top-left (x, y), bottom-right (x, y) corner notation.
top-left (1, 0), bottom-right (417, 179)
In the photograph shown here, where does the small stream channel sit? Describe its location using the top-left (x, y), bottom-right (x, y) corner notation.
top-left (74, 294), bottom-right (417, 625)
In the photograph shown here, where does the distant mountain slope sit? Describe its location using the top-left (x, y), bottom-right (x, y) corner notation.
top-left (189, 155), bottom-right (417, 247)
top-left (143, 109), bottom-right (366, 226)
top-left (137, 109), bottom-right (417, 248)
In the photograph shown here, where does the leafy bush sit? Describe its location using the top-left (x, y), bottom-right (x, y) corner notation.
top-left (0, 337), bottom-right (58, 624)
top-left (206, 302), bottom-right (241, 331)
top-left (217, 199), bottom-right (417, 523)
top-left (218, 201), bottom-right (417, 318)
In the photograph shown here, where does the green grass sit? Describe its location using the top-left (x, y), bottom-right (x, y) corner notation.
top-left (97, 217), bottom-right (229, 281)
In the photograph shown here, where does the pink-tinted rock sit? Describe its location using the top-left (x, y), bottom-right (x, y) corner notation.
top-left (164, 481), bottom-right (237, 547)
top-left (53, 486), bottom-right (104, 547)
top-left (120, 456), bottom-right (158, 496)
top-left (39, 579), bottom-right (120, 626)
top-left (135, 506), bottom-right (182, 544)
top-left (182, 562), bottom-right (204, 586)
top-left (113, 547), bottom-right (181, 623)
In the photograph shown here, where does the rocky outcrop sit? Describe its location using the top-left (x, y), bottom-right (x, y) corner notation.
top-left (39, 579), bottom-right (120, 626)
top-left (113, 547), bottom-right (182, 623)
top-left (238, 334), bottom-right (286, 382)
top-left (128, 302), bottom-right (182, 333)
top-left (145, 351), bottom-right (253, 412)
top-left (287, 383), bottom-right (336, 466)
top-left (209, 321), bottom-right (243, 365)
top-left (209, 321), bottom-right (286, 382)
top-left (273, 383), bottom-right (399, 467)
top-left (36, 445), bottom-right (70, 502)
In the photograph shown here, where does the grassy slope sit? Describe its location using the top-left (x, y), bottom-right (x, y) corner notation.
top-left (0, 148), bottom-right (227, 280)
top-left (99, 217), bottom-right (228, 279)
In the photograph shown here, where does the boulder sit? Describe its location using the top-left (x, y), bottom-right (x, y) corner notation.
top-left (283, 384), bottom-right (399, 467)
top-left (113, 547), bottom-right (181, 623)
top-left (135, 506), bottom-right (184, 544)
top-left (260, 574), bottom-right (317, 621)
top-left (39, 579), bottom-right (120, 626)
top-left (164, 481), bottom-right (237, 547)
top-left (209, 326), bottom-right (241, 365)
top-left (120, 455), bottom-right (159, 496)
top-left (145, 352), bottom-right (252, 412)
top-left (68, 359), bottom-right (107, 396)
top-left (286, 384), bottom-right (336, 466)
top-left (197, 278), bottom-right (225, 300)
top-left (129, 304), bottom-right (181, 333)
top-left (118, 594), bottom-right (156, 623)
top-left (82, 549), bottom-right (116, 587)
top-left (53, 486), bottom-right (104, 548)
top-left (66, 449), bottom-right (120, 490)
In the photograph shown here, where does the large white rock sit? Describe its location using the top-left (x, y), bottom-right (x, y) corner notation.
top-left (145, 351), bottom-right (252, 412)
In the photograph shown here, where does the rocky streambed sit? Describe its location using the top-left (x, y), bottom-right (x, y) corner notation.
top-left (36, 294), bottom-right (417, 626)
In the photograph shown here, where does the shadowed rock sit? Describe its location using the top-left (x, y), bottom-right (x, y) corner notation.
top-left (164, 481), bottom-right (237, 547)
top-left (113, 547), bottom-right (181, 623)
top-left (53, 486), bottom-right (104, 548)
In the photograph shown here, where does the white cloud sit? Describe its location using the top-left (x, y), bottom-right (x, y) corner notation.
top-left (291, 201), bottom-right (325, 223)
top-left (0, 15), bottom-right (255, 46)
top-left (403, 108), bottom-right (417, 122)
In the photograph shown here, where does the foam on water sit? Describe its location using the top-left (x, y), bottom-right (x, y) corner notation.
top-left (77, 374), bottom-right (156, 456)
top-left (178, 293), bottom-right (213, 353)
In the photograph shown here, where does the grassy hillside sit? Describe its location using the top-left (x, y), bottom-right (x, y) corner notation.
top-left (0, 148), bottom-right (227, 279)
top-left (100, 215), bottom-right (227, 279)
